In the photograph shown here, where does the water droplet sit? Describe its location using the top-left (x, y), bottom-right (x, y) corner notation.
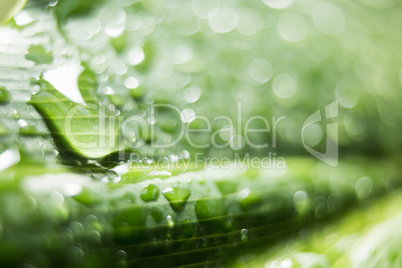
top-left (10, 108), bottom-right (20, 119)
top-left (208, 7), bottom-right (238, 33)
top-left (236, 9), bottom-right (264, 36)
top-left (293, 191), bottom-right (308, 204)
top-left (156, 63), bottom-right (173, 78)
top-left (182, 150), bottom-right (190, 159)
top-left (220, 126), bottom-right (235, 141)
top-left (128, 47), bottom-right (145, 65)
top-left (124, 77), bottom-right (139, 89)
top-left (313, 2), bottom-right (345, 35)
top-left (67, 246), bottom-right (85, 263)
top-left (162, 185), bottom-right (191, 211)
top-left (114, 249), bottom-right (127, 261)
top-left (18, 121), bottom-right (40, 135)
top-left (192, 0), bottom-right (218, 19)
top-left (272, 74), bottom-right (297, 99)
top-left (238, 188), bottom-right (262, 210)
top-left (48, 0), bottom-right (59, 7)
top-left (263, 0), bottom-right (294, 9)
top-left (166, 215), bottom-right (174, 228)
top-left (302, 123), bottom-right (323, 147)
top-left (241, 228), bottom-right (248, 241)
top-left (268, 260), bottom-right (281, 268)
top-left (114, 64), bottom-right (127, 75)
top-left (18, 119), bottom-right (28, 128)
top-left (88, 21), bottom-right (101, 35)
top-left (336, 80), bottom-right (359, 108)
top-left (0, 86), bottom-right (11, 105)
top-left (229, 135), bottom-right (245, 150)
top-left (249, 58), bottom-right (273, 84)
top-left (105, 24), bottom-right (125, 38)
top-left (183, 86), bottom-right (201, 103)
top-left (140, 184), bottom-right (160, 202)
top-left (238, 188), bottom-right (251, 199)
top-left (180, 108), bottom-right (195, 123)
top-left (278, 13), bottom-right (308, 42)
top-left (355, 177), bottom-right (373, 200)
top-left (344, 110), bottom-right (366, 136)
top-left (50, 191), bottom-right (64, 207)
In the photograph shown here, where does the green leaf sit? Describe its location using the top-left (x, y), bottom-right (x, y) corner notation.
top-left (29, 66), bottom-right (122, 159)
top-left (0, 158), bottom-right (400, 267)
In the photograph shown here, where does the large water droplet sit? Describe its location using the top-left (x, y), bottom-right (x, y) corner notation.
top-left (249, 58), bottom-right (273, 84)
top-left (355, 177), bottom-right (373, 200)
top-left (183, 86), bottom-right (201, 103)
top-left (0, 86), bottom-right (11, 105)
top-left (236, 9), bottom-right (264, 36)
top-left (140, 184), bottom-right (160, 202)
top-left (294, 191), bottom-right (308, 204)
top-left (313, 2), bottom-right (345, 35)
top-left (162, 185), bottom-right (191, 211)
top-left (241, 228), bottom-right (248, 241)
top-left (166, 215), bottom-right (175, 228)
top-left (277, 13), bottom-right (308, 43)
top-left (272, 74), bottom-right (297, 99)
top-left (48, 0), bottom-right (59, 7)
top-left (263, 0), bottom-right (293, 9)
top-left (208, 7), bottom-right (238, 33)
top-left (114, 249), bottom-right (127, 261)
top-left (237, 188), bottom-right (262, 210)
top-left (128, 47), bottom-right (145, 65)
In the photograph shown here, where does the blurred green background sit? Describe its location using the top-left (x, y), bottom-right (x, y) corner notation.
top-left (0, 0), bottom-right (402, 267)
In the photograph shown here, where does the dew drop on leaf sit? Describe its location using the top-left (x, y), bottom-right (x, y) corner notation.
top-left (0, 86), bottom-right (11, 105)
top-left (140, 184), bottom-right (160, 202)
top-left (162, 185), bottom-right (191, 211)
